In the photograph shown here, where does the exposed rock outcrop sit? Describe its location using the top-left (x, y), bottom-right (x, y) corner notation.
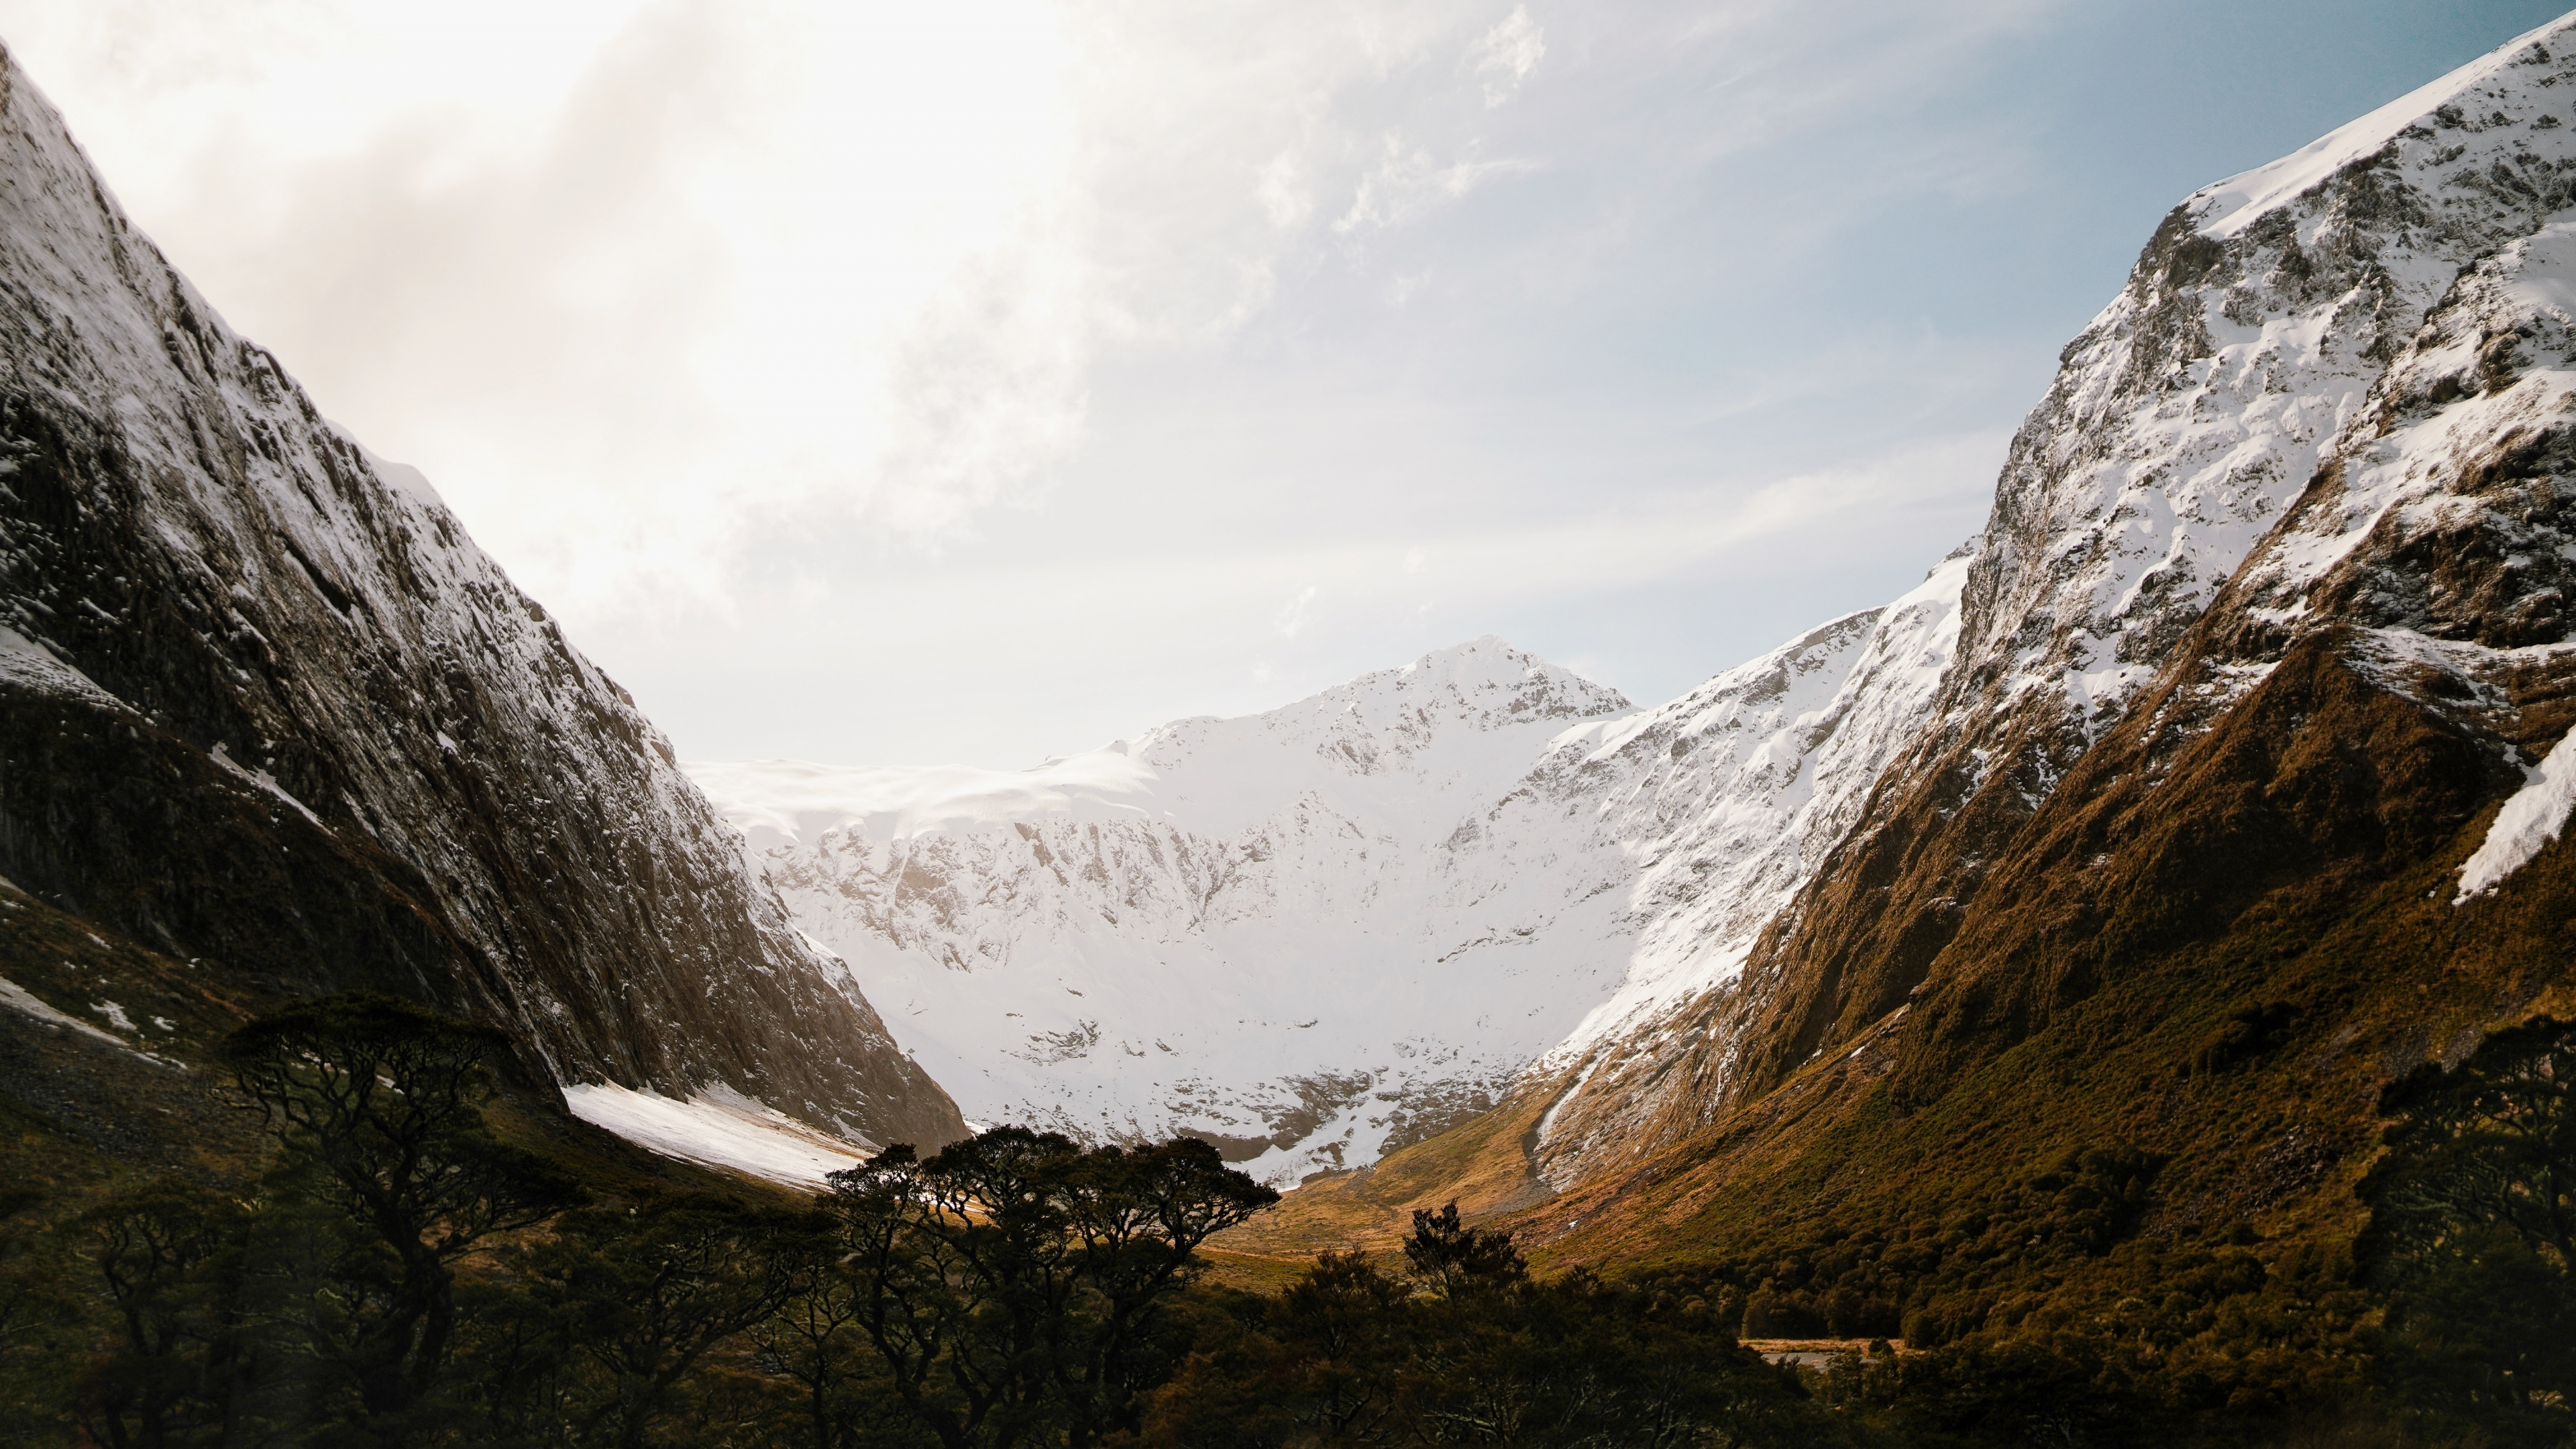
top-left (1527, 19), bottom-right (2576, 1179)
top-left (0, 46), bottom-right (963, 1153)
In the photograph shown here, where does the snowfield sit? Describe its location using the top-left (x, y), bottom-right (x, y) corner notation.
top-left (694, 583), bottom-right (1973, 1185)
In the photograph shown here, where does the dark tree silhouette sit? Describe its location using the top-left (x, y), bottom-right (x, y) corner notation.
top-left (1401, 1202), bottom-right (1526, 1299)
top-left (220, 994), bottom-right (582, 1429)
top-left (74, 1180), bottom-right (246, 1449)
top-left (529, 1192), bottom-right (822, 1449)
top-left (826, 1127), bottom-right (1277, 1449)
top-left (2363, 1016), bottom-right (2576, 1428)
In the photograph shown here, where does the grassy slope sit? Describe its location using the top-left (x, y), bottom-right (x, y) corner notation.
top-left (1217, 1079), bottom-right (1560, 1258)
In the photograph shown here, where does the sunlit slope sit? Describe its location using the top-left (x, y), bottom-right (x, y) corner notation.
top-left (1246, 15), bottom-right (2576, 1270)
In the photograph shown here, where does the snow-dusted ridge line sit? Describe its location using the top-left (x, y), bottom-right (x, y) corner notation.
top-left (2189, 13), bottom-right (2568, 239)
top-left (1930, 11), bottom-right (2576, 789)
top-left (1529, 549), bottom-right (1970, 1081)
top-left (695, 573), bottom-right (1972, 1186)
top-left (0, 43), bottom-right (963, 1159)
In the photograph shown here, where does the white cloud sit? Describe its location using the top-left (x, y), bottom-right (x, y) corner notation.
top-left (1258, 152), bottom-right (1314, 228)
top-left (1273, 585), bottom-right (1320, 637)
top-left (1334, 133), bottom-right (1536, 235)
top-left (1474, 5), bottom-right (1546, 106)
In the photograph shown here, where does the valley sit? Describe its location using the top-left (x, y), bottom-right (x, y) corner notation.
top-left (0, 9), bottom-right (2573, 1446)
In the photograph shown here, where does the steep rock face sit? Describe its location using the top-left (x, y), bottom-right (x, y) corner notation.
top-left (1526, 17), bottom-right (2576, 1185)
top-left (1496, 553), bottom-right (1969, 1185)
top-left (0, 49), bottom-right (962, 1152)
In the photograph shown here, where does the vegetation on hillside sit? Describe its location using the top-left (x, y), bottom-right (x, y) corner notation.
top-left (0, 995), bottom-right (2565, 1446)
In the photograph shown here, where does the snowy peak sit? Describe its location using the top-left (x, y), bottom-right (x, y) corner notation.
top-left (1929, 14), bottom-right (2576, 786)
top-left (2189, 15), bottom-right (2573, 240)
top-left (692, 639), bottom-right (1629, 852)
top-left (688, 598), bottom-right (1963, 1185)
top-left (1137, 635), bottom-right (1627, 777)
top-left (1305, 634), bottom-right (1631, 739)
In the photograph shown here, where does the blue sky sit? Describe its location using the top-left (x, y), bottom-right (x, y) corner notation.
top-left (3, 1), bottom-right (2565, 763)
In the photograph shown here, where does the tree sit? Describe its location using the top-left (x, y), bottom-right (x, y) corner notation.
top-left (1138, 1251), bottom-right (1413, 1449)
top-left (73, 1180), bottom-right (248, 1449)
top-left (753, 1230), bottom-right (873, 1449)
top-left (221, 994), bottom-right (584, 1432)
top-left (825, 1128), bottom-right (1277, 1449)
top-left (529, 1192), bottom-right (821, 1449)
top-left (1401, 1202), bottom-right (1526, 1299)
top-left (2363, 1015), bottom-right (2575, 1434)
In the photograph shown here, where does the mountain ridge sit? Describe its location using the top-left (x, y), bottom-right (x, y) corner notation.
top-left (1237, 13), bottom-right (2576, 1293)
top-left (695, 561), bottom-right (1976, 1184)
top-left (0, 44), bottom-right (963, 1169)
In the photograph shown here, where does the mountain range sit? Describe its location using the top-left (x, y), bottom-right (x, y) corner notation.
top-left (688, 10), bottom-right (2576, 1262)
top-left (1, 3), bottom-right (2571, 1331)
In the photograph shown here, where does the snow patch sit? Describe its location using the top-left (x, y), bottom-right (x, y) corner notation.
top-left (2456, 731), bottom-right (2576, 903)
top-left (564, 1081), bottom-right (875, 1189)
top-left (0, 973), bottom-right (127, 1045)
top-left (0, 626), bottom-right (129, 712)
top-left (209, 744), bottom-right (325, 828)
top-left (0, 973), bottom-right (180, 1068)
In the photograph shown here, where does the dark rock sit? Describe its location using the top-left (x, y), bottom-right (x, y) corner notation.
top-left (0, 45), bottom-right (961, 1153)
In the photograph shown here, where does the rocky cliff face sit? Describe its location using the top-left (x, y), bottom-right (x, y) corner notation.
top-left (1513, 16), bottom-right (2576, 1192)
top-left (0, 47), bottom-right (963, 1156)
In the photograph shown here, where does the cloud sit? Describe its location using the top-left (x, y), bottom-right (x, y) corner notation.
top-left (1334, 133), bottom-right (1538, 235)
top-left (1474, 5), bottom-right (1546, 106)
top-left (2, 0), bottom-right (2036, 629)
top-left (1273, 585), bottom-right (1320, 637)
top-left (3, 0), bottom-right (2148, 769)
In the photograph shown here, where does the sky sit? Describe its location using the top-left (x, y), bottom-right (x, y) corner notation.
top-left (0, 1), bottom-right (2564, 766)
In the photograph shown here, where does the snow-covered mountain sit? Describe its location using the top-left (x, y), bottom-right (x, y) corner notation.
top-left (703, 16), bottom-right (2576, 1199)
top-left (1519, 12), bottom-right (2576, 1187)
top-left (693, 639), bottom-right (1631, 1183)
top-left (0, 45), bottom-right (963, 1163)
top-left (696, 555), bottom-right (1970, 1185)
